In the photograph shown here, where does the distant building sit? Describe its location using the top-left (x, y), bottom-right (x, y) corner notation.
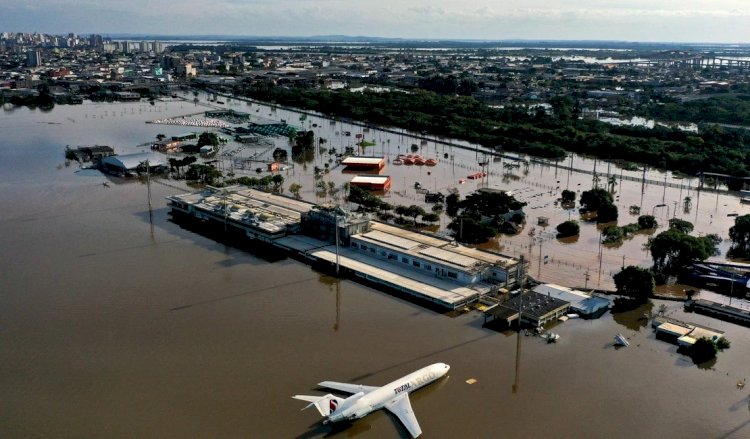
top-left (176, 63), bottom-right (197, 78)
top-left (26, 50), bottom-right (41, 67)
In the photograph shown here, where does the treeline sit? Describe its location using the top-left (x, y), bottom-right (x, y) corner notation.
top-left (233, 80), bottom-right (750, 177)
top-left (640, 95), bottom-right (750, 127)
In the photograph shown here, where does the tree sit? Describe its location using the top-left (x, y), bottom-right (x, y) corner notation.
top-left (295, 130), bottom-right (315, 149)
top-left (561, 189), bottom-right (576, 203)
top-left (648, 228), bottom-right (713, 278)
top-left (405, 205), bottom-right (427, 225)
top-left (607, 175), bottom-right (618, 193)
top-left (556, 220), bottom-right (580, 238)
top-left (613, 266), bottom-right (654, 304)
top-left (448, 216), bottom-right (497, 244)
top-left (602, 225), bottom-right (624, 244)
top-left (638, 215), bottom-right (658, 229)
top-left (597, 202), bottom-right (619, 223)
top-left (421, 213), bottom-right (440, 224)
top-left (394, 205), bottom-right (409, 219)
top-left (580, 188), bottom-right (613, 212)
top-left (689, 337), bottom-right (718, 363)
top-left (669, 218), bottom-right (694, 234)
top-left (185, 163), bottom-right (222, 185)
top-left (271, 174), bottom-right (284, 192)
top-left (289, 183), bottom-right (302, 199)
top-left (445, 193), bottom-right (460, 217)
top-left (729, 214), bottom-right (750, 257)
top-left (198, 132), bottom-right (219, 147)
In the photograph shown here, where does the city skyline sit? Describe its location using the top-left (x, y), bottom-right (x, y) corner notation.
top-left (2, 0), bottom-right (750, 44)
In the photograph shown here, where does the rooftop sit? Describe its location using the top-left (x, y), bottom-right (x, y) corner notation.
top-left (167, 186), bottom-right (314, 237)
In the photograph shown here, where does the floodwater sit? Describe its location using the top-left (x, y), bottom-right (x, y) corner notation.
top-left (204, 91), bottom-right (750, 291)
top-left (2, 100), bottom-right (750, 439)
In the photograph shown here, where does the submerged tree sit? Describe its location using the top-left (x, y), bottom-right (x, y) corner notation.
top-left (613, 266), bottom-right (654, 304)
top-left (729, 214), bottom-right (750, 257)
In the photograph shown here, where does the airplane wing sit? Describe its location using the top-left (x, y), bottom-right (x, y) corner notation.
top-left (385, 394), bottom-right (422, 438)
top-left (317, 381), bottom-right (378, 394)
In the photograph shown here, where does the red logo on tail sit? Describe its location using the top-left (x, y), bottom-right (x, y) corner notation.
top-left (329, 398), bottom-right (338, 414)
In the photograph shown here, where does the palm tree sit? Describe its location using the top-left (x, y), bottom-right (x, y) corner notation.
top-left (683, 196), bottom-right (692, 212)
top-left (608, 175), bottom-right (617, 193)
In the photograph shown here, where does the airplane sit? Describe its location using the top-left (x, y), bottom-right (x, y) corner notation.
top-left (293, 362), bottom-right (450, 438)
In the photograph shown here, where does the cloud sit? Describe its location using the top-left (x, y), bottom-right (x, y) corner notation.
top-left (1, 0), bottom-right (749, 42)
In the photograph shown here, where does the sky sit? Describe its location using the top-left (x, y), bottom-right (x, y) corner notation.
top-left (2, 0), bottom-right (750, 43)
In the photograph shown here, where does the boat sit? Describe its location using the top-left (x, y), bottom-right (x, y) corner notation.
top-left (467, 172), bottom-right (487, 180)
top-left (425, 158), bottom-right (438, 166)
top-left (414, 157), bottom-right (426, 166)
top-left (403, 157), bottom-right (415, 165)
top-left (392, 158), bottom-right (404, 165)
top-left (614, 334), bottom-right (630, 347)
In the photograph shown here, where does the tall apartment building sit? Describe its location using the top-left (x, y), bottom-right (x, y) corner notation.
top-left (26, 50), bottom-right (42, 67)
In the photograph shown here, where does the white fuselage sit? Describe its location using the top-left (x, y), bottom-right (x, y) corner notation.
top-left (328, 363), bottom-right (450, 423)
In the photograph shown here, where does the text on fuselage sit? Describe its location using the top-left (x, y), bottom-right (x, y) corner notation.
top-left (393, 383), bottom-right (412, 395)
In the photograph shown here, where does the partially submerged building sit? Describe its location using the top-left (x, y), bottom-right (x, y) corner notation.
top-left (483, 290), bottom-right (571, 328)
top-left (100, 152), bottom-right (165, 175)
top-left (65, 145), bottom-right (115, 163)
top-left (166, 185), bottom-right (528, 310)
top-left (167, 185), bottom-right (312, 242)
top-left (652, 316), bottom-right (725, 348)
top-left (532, 284), bottom-right (612, 318)
top-left (350, 175), bottom-right (391, 191)
top-left (341, 156), bottom-right (385, 171)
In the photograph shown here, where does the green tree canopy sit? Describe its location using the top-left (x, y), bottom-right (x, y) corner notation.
top-left (596, 202), bottom-right (619, 223)
top-left (669, 218), bottom-right (694, 234)
top-left (648, 228), bottom-right (713, 277)
top-left (580, 188), bottom-right (614, 212)
top-left (556, 220), bottom-right (580, 238)
top-left (561, 189), bottom-right (576, 203)
top-left (613, 266), bottom-right (654, 303)
top-left (689, 337), bottom-right (718, 364)
top-left (447, 215), bottom-right (497, 244)
top-left (729, 214), bottom-right (750, 257)
top-left (197, 132), bottom-right (219, 147)
top-left (638, 215), bottom-right (658, 229)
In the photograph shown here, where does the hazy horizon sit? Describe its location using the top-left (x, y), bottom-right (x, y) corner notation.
top-left (2, 0), bottom-right (749, 44)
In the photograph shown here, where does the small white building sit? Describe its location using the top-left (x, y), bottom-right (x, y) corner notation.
top-left (532, 284), bottom-right (612, 318)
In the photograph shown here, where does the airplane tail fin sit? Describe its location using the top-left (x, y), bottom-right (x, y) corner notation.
top-left (292, 394), bottom-right (341, 417)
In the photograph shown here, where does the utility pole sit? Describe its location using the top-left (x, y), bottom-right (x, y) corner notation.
top-left (335, 212), bottom-right (341, 275)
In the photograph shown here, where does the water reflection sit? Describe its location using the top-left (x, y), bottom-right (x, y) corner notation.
top-left (611, 301), bottom-right (654, 331)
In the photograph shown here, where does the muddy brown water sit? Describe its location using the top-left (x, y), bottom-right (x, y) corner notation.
top-left (2, 100), bottom-right (750, 438)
